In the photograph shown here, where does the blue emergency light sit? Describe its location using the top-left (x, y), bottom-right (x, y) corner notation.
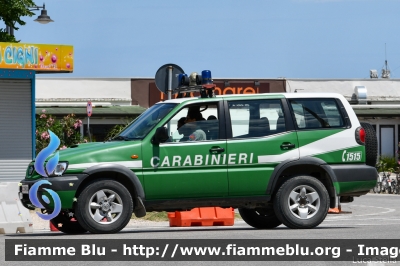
top-left (178, 73), bottom-right (189, 86)
top-left (177, 70), bottom-right (213, 87)
top-left (200, 70), bottom-right (214, 88)
top-left (175, 70), bottom-right (215, 98)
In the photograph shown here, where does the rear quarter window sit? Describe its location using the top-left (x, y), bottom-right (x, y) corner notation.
top-left (289, 98), bottom-right (345, 129)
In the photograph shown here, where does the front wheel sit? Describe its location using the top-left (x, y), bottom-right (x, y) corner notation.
top-left (273, 176), bottom-right (330, 229)
top-left (75, 179), bottom-right (133, 234)
top-left (50, 211), bottom-right (87, 234)
top-left (238, 206), bottom-right (282, 229)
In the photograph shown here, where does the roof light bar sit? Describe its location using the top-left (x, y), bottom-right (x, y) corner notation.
top-left (174, 70), bottom-right (216, 98)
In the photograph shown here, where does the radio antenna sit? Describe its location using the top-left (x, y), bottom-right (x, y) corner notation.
top-left (382, 43), bottom-right (391, 78)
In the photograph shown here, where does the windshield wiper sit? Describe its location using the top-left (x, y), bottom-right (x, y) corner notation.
top-left (112, 136), bottom-right (130, 141)
top-left (112, 136), bottom-right (141, 141)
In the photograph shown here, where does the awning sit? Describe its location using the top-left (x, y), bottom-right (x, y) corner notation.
top-left (351, 105), bottom-right (400, 117)
top-left (36, 105), bottom-right (146, 116)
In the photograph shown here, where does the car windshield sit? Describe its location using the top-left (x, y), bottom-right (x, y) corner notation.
top-left (113, 103), bottom-right (177, 140)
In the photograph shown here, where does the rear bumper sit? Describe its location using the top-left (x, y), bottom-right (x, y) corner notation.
top-left (331, 164), bottom-right (378, 182)
top-left (330, 164), bottom-right (378, 196)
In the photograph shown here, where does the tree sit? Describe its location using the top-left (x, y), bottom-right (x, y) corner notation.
top-left (0, 0), bottom-right (36, 42)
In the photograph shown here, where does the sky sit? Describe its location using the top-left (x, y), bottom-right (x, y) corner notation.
top-left (7, 0), bottom-right (400, 79)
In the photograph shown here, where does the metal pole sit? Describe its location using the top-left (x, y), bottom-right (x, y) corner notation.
top-left (80, 123), bottom-right (84, 140)
top-left (166, 66), bottom-right (173, 137)
top-left (87, 117), bottom-right (92, 142)
top-left (6, 25), bottom-right (14, 36)
top-left (167, 66), bottom-right (173, 100)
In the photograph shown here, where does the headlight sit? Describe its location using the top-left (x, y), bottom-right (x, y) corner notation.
top-left (28, 165), bottom-right (34, 176)
top-left (50, 162), bottom-right (69, 176)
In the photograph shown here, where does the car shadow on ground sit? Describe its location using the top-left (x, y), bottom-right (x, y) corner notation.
top-left (4, 226), bottom-right (355, 238)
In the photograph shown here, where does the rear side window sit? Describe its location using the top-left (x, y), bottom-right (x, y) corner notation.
top-left (289, 98), bottom-right (344, 129)
top-left (228, 99), bottom-right (286, 138)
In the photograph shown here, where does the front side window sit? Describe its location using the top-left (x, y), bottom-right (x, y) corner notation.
top-left (115, 103), bottom-right (176, 140)
top-left (289, 98), bottom-right (344, 129)
top-left (163, 103), bottom-right (220, 142)
top-left (228, 99), bottom-right (286, 138)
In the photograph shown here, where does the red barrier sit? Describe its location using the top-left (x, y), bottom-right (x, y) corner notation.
top-left (168, 207), bottom-right (235, 227)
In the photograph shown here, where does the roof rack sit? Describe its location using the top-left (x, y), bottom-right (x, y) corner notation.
top-left (173, 70), bottom-right (216, 98)
top-left (173, 84), bottom-right (216, 98)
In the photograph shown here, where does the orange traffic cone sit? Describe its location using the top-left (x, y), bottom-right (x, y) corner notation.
top-left (328, 195), bottom-right (351, 214)
top-left (49, 222), bottom-right (59, 231)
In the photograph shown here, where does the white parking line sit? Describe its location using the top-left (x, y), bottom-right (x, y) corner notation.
top-left (325, 205), bottom-right (395, 221)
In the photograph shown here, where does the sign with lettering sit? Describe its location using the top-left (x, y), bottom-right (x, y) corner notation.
top-left (0, 42), bottom-right (73, 73)
top-left (149, 81), bottom-right (270, 106)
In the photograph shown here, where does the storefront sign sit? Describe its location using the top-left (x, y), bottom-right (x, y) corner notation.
top-left (149, 81), bottom-right (270, 106)
top-left (0, 42), bottom-right (73, 73)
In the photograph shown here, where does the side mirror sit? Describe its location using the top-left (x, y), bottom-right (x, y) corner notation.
top-left (152, 127), bottom-right (169, 145)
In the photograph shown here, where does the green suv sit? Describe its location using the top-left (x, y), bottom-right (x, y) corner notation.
top-left (19, 91), bottom-right (378, 234)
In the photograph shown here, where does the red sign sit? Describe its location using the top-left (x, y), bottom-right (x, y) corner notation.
top-left (87, 101), bottom-right (92, 117)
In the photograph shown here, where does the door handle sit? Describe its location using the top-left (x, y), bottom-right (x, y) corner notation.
top-left (209, 147), bottom-right (225, 153)
top-left (280, 143), bottom-right (295, 150)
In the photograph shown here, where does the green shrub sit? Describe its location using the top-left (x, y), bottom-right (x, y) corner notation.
top-left (36, 109), bottom-right (88, 155)
top-left (377, 155), bottom-right (398, 173)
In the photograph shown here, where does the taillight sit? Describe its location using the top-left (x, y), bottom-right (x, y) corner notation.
top-left (359, 128), bottom-right (365, 143)
top-left (355, 126), bottom-right (365, 145)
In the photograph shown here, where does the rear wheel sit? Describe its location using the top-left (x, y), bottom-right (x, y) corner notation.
top-left (75, 179), bottom-right (133, 234)
top-left (273, 176), bottom-right (330, 229)
top-left (238, 206), bottom-right (282, 229)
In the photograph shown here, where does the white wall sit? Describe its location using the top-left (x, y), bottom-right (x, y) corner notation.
top-left (286, 79), bottom-right (400, 102)
top-left (36, 77), bottom-right (132, 106)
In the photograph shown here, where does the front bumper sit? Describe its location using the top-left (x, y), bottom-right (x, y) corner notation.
top-left (19, 174), bottom-right (88, 210)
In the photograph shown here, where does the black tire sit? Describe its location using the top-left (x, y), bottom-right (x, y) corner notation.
top-left (373, 182), bottom-right (381, 193)
top-left (75, 179), bottom-right (133, 234)
top-left (273, 176), bottom-right (330, 229)
top-left (394, 183), bottom-right (399, 194)
top-left (360, 122), bottom-right (378, 167)
top-left (50, 211), bottom-right (87, 234)
top-left (238, 207), bottom-right (282, 229)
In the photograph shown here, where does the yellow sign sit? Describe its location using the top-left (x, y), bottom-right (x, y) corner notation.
top-left (0, 42), bottom-right (73, 73)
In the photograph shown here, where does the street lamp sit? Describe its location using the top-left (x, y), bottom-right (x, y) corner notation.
top-left (5, 2), bottom-right (53, 36)
top-left (32, 3), bottom-right (54, 24)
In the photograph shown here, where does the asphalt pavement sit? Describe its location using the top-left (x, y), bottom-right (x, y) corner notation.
top-left (1, 193), bottom-right (399, 266)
